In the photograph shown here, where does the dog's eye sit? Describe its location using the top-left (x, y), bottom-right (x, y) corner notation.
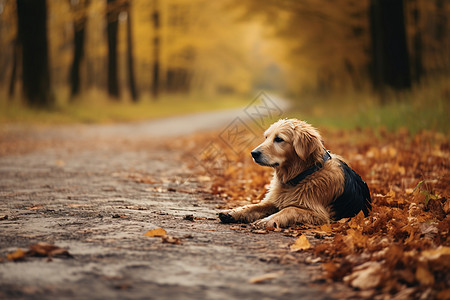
top-left (274, 136), bottom-right (284, 143)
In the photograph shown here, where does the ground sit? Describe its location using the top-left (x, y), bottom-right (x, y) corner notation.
top-left (0, 110), bottom-right (346, 300)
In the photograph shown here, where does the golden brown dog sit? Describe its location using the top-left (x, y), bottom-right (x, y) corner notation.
top-left (219, 118), bottom-right (371, 227)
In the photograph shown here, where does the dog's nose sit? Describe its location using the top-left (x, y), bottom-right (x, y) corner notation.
top-left (251, 151), bottom-right (261, 159)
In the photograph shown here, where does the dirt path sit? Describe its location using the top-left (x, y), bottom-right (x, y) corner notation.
top-left (0, 104), bottom-right (339, 299)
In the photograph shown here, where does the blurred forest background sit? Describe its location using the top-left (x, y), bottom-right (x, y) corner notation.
top-left (0, 0), bottom-right (448, 131)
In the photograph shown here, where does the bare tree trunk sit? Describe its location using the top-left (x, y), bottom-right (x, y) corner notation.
top-left (8, 39), bottom-right (20, 99)
top-left (69, 0), bottom-right (90, 99)
top-left (126, 1), bottom-right (138, 101)
top-left (107, 0), bottom-right (120, 99)
top-left (369, 0), bottom-right (411, 97)
top-left (412, 0), bottom-right (424, 83)
top-left (152, 0), bottom-right (160, 99)
top-left (16, 0), bottom-right (53, 107)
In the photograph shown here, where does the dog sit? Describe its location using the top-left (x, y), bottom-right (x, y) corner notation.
top-left (219, 118), bottom-right (371, 228)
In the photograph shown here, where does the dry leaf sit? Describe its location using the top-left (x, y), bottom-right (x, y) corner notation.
top-left (7, 243), bottom-right (72, 261)
top-left (161, 235), bottom-right (182, 245)
top-left (420, 246), bottom-right (450, 263)
top-left (289, 234), bottom-right (311, 251)
top-left (144, 228), bottom-right (167, 237)
top-left (319, 224), bottom-right (332, 233)
top-left (343, 262), bottom-right (383, 290)
top-left (415, 264), bottom-right (435, 285)
top-left (28, 242), bottom-right (72, 258)
top-left (25, 205), bottom-right (44, 210)
top-left (437, 289), bottom-right (450, 300)
top-left (7, 249), bottom-right (27, 261)
top-left (249, 272), bottom-right (280, 284)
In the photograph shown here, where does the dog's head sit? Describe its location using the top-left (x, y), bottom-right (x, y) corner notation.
top-left (251, 119), bottom-right (324, 169)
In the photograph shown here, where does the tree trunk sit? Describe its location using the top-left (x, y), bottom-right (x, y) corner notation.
top-left (412, 0), bottom-right (424, 83)
top-left (369, 0), bottom-right (411, 95)
top-left (126, 1), bottom-right (138, 101)
top-left (16, 0), bottom-right (53, 107)
top-left (8, 39), bottom-right (20, 99)
top-left (69, 0), bottom-right (90, 99)
top-left (152, 0), bottom-right (160, 99)
top-left (107, 0), bottom-right (120, 99)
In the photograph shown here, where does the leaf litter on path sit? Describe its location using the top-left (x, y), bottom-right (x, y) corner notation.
top-left (174, 128), bottom-right (450, 299)
top-left (145, 227), bottom-right (182, 245)
top-left (7, 242), bottom-right (72, 261)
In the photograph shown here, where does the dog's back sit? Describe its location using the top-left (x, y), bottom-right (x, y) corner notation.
top-left (330, 160), bottom-right (371, 220)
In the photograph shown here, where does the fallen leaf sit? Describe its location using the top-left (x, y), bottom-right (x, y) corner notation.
top-left (25, 205), bottom-right (44, 210)
top-left (249, 272), bottom-right (281, 284)
top-left (28, 242), bottom-right (72, 258)
top-left (161, 235), bottom-right (182, 245)
top-left (437, 289), bottom-right (450, 300)
top-left (343, 261), bottom-right (383, 290)
top-left (7, 248), bottom-right (27, 261)
top-left (415, 264), bottom-right (435, 286)
top-left (290, 234), bottom-right (311, 251)
top-left (319, 224), bottom-right (332, 233)
top-left (144, 228), bottom-right (167, 237)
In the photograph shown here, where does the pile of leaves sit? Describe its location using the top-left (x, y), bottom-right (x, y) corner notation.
top-left (176, 127), bottom-right (449, 299)
top-left (7, 242), bottom-right (72, 261)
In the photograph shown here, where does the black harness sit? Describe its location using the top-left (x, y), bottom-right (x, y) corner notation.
top-left (287, 150), bottom-right (332, 186)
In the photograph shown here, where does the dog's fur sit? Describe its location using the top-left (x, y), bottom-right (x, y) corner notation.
top-left (219, 118), bottom-right (371, 228)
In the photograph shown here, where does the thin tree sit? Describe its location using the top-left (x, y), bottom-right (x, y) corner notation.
top-left (8, 38), bottom-right (20, 99)
top-left (69, 0), bottom-right (90, 99)
top-left (412, 0), bottom-right (424, 83)
top-left (106, 0), bottom-right (120, 98)
top-left (16, 0), bottom-right (53, 107)
top-left (125, 0), bottom-right (138, 101)
top-left (152, 0), bottom-right (160, 99)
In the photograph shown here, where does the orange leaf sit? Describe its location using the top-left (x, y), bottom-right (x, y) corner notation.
top-left (290, 234), bottom-right (311, 251)
top-left (25, 205), bottom-right (44, 210)
top-left (320, 224), bottom-right (332, 233)
top-left (415, 264), bottom-right (435, 285)
top-left (144, 228), bottom-right (167, 237)
top-left (7, 249), bottom-right (27, 261)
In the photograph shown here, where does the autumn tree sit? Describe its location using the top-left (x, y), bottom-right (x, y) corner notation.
top-left (16, 0), bottom-right (53, 107)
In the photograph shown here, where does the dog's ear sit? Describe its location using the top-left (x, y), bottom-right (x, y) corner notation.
top-left (293, 125), bottom-right (322, 161)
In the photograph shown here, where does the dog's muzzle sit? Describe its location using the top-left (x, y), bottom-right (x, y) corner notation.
top-left (251, 150), bottom-right (279, 167)
top-left (251, 150), bottom-right (261, 160)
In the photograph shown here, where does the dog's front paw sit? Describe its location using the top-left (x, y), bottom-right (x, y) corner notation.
top-left (253, 216), bottom-right (278, 229)
top-left (218, 212), bottom-right (238, 224)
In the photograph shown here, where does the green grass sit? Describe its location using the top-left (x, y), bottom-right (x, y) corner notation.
top-left (1, 81), bottom-right (449, 137)
top-left (0, 89), bottom-right (251, 125)
top-left (288, 80), bottom-right (450, 135)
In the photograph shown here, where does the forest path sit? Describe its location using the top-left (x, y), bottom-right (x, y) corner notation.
top-left (0, 97), bottom-right (339, 299)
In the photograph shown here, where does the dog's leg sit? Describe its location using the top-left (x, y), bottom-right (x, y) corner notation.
top-left (219, 201), bottom-right (278, 224)
top-left (254, 206), bottom-right (330, 228)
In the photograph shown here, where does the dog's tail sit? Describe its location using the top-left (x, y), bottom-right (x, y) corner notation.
top-left (331, 161), bottom-right (372, 220)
